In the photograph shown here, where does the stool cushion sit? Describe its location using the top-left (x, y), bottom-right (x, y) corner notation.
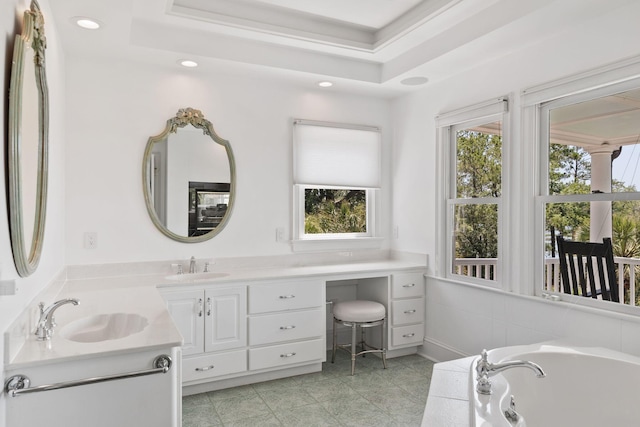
top-left (333, 300), bottom-right (386, 323)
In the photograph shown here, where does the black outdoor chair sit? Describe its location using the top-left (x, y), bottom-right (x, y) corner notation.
top-left (556, 236), bottom-right (619, 303)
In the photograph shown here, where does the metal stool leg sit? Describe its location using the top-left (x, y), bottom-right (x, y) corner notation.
top-left (381, 317), bottom-right (387, 369)
top-left (351, 323), bottom-right (357, 375)
top-left (331, 317), bottom-right (337, 363)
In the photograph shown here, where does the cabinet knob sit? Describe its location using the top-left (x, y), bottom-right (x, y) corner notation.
top-left (195, 365), bottom-right (215, 372)
top-left (280, 352), bottom-right (296, 358)
top-left (279, 325), bottom-right (296, 330)
top-left (207, 297), bottom-right (212, 316)
top-left (198, 298), bottom-right (203, 317)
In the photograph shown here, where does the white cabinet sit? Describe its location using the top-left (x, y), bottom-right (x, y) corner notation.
top-left (354, 270), bottom-right (426, 353)
top-left (389, 272), bottom-right (425, 348)
top-left (248, 279), bottom-right (325, 370)
top-left (162, 286), bottom-right (247, 381)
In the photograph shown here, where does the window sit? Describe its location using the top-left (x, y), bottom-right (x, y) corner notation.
top-left (538, 84), bottom-right (640, 310)
top-left (437, 98), bottom-right (508, 286)
top-left (292, 120), bottom-right (381, 249)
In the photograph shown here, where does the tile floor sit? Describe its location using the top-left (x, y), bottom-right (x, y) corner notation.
top-left (182, 351), bottom-right (434, 427)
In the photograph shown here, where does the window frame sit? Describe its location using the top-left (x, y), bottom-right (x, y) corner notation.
top-left (527, 63), bottom-right (640, 314)
top-left (291, 120), bottom-right (382, 252)
top-left (436, 98), bottom-right (510, 289)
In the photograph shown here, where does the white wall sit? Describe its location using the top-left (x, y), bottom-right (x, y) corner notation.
top-left (390, 1), bottom-right (640, 360)
top-left (64, 59), bottom-right (392, 265)
top-left (0, 0), bottom-right (67, 425)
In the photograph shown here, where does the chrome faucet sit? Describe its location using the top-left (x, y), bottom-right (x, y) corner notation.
top-left (475, 349), bottom-right (545, 395)
top-left (34, 298), bottom-right (80, 341)
top-left (189, 256), bottom-right (197, 274)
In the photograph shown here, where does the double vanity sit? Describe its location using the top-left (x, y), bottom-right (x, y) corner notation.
top-left (4, 253), bottom-right (426, 426)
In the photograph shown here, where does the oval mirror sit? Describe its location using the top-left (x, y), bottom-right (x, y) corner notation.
top-left (8, 0), bottom-right (49, 277)
top-left (143, 108), bottom-right (236, 242)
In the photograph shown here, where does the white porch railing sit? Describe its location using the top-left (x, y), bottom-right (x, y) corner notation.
top-left (454, 257), bottom-right (640, 307)
top-left (453, 258), bottom-right (496, 280)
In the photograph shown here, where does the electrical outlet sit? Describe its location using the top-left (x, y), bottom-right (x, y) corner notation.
top-left (276, 227), bottom-right (284, 242)
top-left (84, 232), bottom-right (97, 249)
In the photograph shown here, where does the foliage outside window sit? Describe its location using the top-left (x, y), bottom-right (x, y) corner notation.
top-left (450, 120), bottom-right (502, 282)
top-left (304, 189), bottom-right (367, 234)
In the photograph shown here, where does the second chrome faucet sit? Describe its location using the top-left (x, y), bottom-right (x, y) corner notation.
top-left (475, 349), bottom-right (545, 395)
top-left (34, 298), bottom-right (80, 341)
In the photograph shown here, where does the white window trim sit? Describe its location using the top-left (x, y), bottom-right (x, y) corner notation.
top-left (291, 120), bottom-right (382, 252)
top-left (436, 97), bottom-right (510, 289)
top-left (525, 57), bottom-right (640, 314)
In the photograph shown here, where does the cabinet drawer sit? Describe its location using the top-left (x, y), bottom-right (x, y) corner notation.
top-left (249, 281), bottom-right (323, 314)
top-left (391, 298), bottom-right (424, 326)
top-left (249, 308), bottom-right (324, 346)
top-left (391, 272), bottom-right (425, 299)
top-left (182, 349), bottom-right (247, 383)
top-left (249, 339), bottom-right (324, 371)
top-left (391, 324), bottom-right (424, 348)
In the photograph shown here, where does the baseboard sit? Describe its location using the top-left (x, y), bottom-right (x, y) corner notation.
top-left (182, 363), bottom-right (321, 396)
top-left (418, 338), bottom-right (468, 363)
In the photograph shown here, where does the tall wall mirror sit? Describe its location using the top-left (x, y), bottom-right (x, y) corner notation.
top-left (143, 108), bottom-right (236, 242)
top-left (8, 0), bottom-right (49, 277)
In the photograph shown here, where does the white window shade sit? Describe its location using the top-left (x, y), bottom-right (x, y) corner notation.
top-left (293, 121), bottom-right (381, 188)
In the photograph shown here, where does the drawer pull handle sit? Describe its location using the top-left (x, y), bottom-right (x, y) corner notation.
top-left (403, 333), bottom-right (416, 338)
top-left (279, 295), bottom-right (296, 299)
top-left (279, 325), bottom-right (296, 330)
top-left (198, 298), bottom-right (203, 317)
top-left (280, 352), bottom-right (297, 358)
top-left (207, 297), bottom-right (212, 316)
top-left (195, 365), bottom-right (214, 372)
top-left (402, 283), bottom-right (416, 288)
top-left (404, 309), bottom-right (417, 314)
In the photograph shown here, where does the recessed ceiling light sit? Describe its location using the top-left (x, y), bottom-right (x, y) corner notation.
top-left (401, 76), bottom-right (429, 86)
top-left (179, 60), bottom-right (199, 68)
top-left (73, 17), bottom-right (101, 30)
top-left (318, 81), bottom-right (333, 88)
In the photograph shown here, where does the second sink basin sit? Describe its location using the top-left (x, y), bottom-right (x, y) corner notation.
top-left (60, 313), bottom-right (148, 343)
top-left (165, 272), bottom-right (229, 282)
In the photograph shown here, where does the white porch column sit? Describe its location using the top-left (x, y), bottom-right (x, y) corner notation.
top-left (589, 146), bottom-right (616, 242)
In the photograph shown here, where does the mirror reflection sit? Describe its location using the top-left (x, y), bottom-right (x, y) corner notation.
top-left (143, 108), bottom-right (235, 242)
top-left (8, 0), bottom-right (49, 277)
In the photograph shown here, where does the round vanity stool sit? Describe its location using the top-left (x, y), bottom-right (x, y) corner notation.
top-left (331, 300), bottom-right (387, 375)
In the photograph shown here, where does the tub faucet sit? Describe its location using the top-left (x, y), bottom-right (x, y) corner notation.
top-left (34, 298), bottom-right (80, 341)
top-left (189, 256), bottom-right (196, 274)
top-left (476, 349), bottom-right (545, 395)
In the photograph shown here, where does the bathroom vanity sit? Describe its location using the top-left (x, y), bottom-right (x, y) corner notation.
top-left (4, 287), bottom-right (183, 427)
top-left (157, 261), bottom-right (427, 394)
top-left (3, 253), bottom-right (426, 424)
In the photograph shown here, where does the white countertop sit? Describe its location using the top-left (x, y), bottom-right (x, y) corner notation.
top-left (7, 287), bottom-right (183, 370)
top-left (7, 257), bottom-right (426, 370)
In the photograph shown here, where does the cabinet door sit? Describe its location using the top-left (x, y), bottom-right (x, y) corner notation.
top-left (163, 289), bottom-right (205, 356)
top-left (204, 287), bottom-right (247, 353)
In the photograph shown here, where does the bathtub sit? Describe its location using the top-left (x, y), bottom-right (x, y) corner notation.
top-left (471, 344), bottom-right (640, 427)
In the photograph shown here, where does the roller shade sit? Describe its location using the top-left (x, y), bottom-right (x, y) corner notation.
top-left (293, 120), bottom-right (381, 188)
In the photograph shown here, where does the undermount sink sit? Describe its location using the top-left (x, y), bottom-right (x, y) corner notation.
top-left (165, 272), bottom-right (229, 282)
top-left (60, 313), bottom-right (148, 343)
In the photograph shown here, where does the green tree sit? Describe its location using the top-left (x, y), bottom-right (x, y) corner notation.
top-left (304, 189), bottom-right (366, 234)
top-left (454, 130), bottom-right (501, 261)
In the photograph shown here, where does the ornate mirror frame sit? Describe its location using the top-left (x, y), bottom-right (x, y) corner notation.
top-left (142, 108), bottom-right (236, 243)
top-left (8, 0), bottom-right (49, 277)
